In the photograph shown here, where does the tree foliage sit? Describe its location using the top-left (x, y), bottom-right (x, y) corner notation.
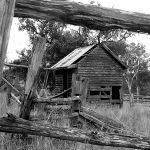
top-left (18, 18), bottom-right (95, 66)
top-left (10, 5), bottom-right (145, 94)
top-left (120, 43), bottom-right (150, 104)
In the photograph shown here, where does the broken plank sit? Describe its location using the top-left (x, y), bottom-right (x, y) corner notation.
top-left (25, 37), bottom-right (46, 95)
top-left (2, 77), bottom-right (20, 94)
top-left (20, 37), bottom-right (46, 119)
top-left (4, 63), bottom-right (77, 70)
top-left (0, 114), bottom-right (150, 149)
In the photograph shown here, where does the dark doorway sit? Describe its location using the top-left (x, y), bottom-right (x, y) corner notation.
top-left (63, 70), bottom-right (72, 97)
top-left (112, 86), bottom-right (121, 99)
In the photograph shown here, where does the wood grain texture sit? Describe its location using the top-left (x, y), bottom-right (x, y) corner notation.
top-left (0, 114), bottom-right (150, 149)
top-left (14, 0), bottom-right (150, 34)
top-left (78, 46), bottom-right (124, 86)
top-left (25, 37), bottom-right (46, 95)
top-left (20, 37), bottom-right (46, 119)
top-left (0, 0), bottom-right (16, 82)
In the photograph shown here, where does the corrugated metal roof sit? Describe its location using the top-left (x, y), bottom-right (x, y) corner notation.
top-left (51, 44), bottom-right (95, 69)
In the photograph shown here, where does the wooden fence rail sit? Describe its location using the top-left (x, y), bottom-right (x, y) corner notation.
top-left (0, 114), bottom-right (150, 150)
top-left (35, 96), bottom-right (80, 105)
top-left (123, 94), bottom-right (150, 103)
top-left (34, 95), bottom-right (147, 136)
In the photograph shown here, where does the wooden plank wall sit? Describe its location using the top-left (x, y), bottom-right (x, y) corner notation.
top-left (77, 45), bottom-right (123, 103)
top-left (54, 74), bottom-right (64, 94)
top-left (78, 45), bottom-right (123, 87)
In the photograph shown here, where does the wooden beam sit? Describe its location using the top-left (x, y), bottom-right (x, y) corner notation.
top-left (10, 93), bottom-right (21, 105)
top-left (2, 77), bottom-right (20, 94)
top-left (0, 0), bottom-right (16, 82)
top-left (15, 0), bottom-right (150, 34)
top-left (4, 63), bottom-right (28, 68)
top-left (44, 88), bottom-right (71, 99)
top-left (4, 63), bottom-right (76, 70)
top-left (0, 114), bottom-right (150, 149)
top-left (24, 37), bottom-right (46, 95)
top-left (35, 96), bottom-right (80, 105)
top-left (20, 37), bottom-right (46, 119)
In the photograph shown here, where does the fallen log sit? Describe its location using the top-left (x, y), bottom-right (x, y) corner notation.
top-left (15, 0), bottom-right (150, 34)
top-left (0, 114), bottom-right (150, 149)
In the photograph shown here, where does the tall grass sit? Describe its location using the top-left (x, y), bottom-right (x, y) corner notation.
top-left (1, 97), bottom-right (150, 150)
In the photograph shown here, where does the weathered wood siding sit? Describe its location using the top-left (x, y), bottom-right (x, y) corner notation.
top-left (54, 70), bottom-right (73, 96)
top-left (54, 74), bottom-right (63, 94)
top-left (77, 45), bottom-right (124, 88)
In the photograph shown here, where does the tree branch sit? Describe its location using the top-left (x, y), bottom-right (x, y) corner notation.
top-left (14, 0), bottom-right (150, 34)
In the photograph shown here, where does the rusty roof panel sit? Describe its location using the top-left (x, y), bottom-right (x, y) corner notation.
top-left (51, 45), bottom-right (95, 69)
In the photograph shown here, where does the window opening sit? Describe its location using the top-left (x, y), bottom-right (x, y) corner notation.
top-left (90, 91), bottom-right (100, 95)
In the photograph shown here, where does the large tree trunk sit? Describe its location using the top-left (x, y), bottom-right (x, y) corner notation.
top-left (0, 0), bottom-right (16, 83)
top-left (136, 76), bottom-right (140, 101)
top-left (127, 83), bottom-right (134, 106)
top-left (15, 0), bottom-right (150, 34)
top-left (0, 114), bottom-right (150, 150)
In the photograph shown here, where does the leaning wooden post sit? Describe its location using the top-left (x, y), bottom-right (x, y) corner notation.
top-left (0, 0), bottom-right (16, 82)
top-left (70, 74), bottom-right (82, 128)
top-left (81, 77), bottom-right (89, 106)
top-left (20, 37), bottom-right (46, 120)
top-left (70, 96), bottom-right (82, 128)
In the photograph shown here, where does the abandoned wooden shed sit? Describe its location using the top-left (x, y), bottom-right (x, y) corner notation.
top-left (51, 43), bottom-right (127, 104)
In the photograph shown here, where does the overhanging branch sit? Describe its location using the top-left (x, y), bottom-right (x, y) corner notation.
top-left (14, 0), bottom-right (150, 34)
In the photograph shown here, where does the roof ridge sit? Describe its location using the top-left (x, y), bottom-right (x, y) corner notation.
top-left (51, 43), bottom-right (127, 70)
top-left (101, 43), bottom-right (127, 69)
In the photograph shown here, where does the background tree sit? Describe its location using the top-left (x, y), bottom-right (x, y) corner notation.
top-left (120, 43), bottom-right (150, 105)
top-left (8, 18), bottom-right (97, 90)
top-left (18, 19), bottom-right (96, 66)
top-left (97, 29), bottom-right (134, 43)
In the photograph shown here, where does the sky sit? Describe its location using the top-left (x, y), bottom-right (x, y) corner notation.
top-left (7, 0), bottom-right (150, 61)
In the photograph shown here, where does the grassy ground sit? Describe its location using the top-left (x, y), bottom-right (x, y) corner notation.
top-left (1, 96), bottom-right (150, 150)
